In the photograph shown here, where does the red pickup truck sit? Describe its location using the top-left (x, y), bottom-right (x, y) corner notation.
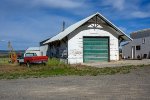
top-left (17, 53), bottom-right (48, 67)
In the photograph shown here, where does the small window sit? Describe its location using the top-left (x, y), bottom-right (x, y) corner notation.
top-left (142, 38), bottom-right (145, 44)
top-left (25, 53), bottom-right (34, 57)
top-left (33, 53), bottom-right (37, 56)
top-left (136, 45), bottom-right (141, 50)
top-left (25, 53), bottom-right (37, 57)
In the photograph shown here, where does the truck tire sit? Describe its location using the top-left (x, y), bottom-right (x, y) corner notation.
top-left (19, 63), bottom-right (22, 66)
top-left (26, 62), bottom-right (30, 67)
top-left (43, 62), bottom-right (46, 66)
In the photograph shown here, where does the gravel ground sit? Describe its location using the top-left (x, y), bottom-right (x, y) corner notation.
top-left (83, 59), bottom-right (150, 68)
top-left (0, 66), bottom-right (150, 100)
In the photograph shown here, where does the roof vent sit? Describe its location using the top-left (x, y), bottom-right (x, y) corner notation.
top-left (62, 21), bottom-right (65, 31)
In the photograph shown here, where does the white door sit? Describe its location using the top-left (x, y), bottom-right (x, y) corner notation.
top-left (131, 46), bottom-right (136, 59)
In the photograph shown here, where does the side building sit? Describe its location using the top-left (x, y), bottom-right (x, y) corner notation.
top-left (122, 29), bottom-right (150, 59)
top-left (39, 38), bottom-right (49, 56)
top-left (40, 12), bottom-right (131, 64)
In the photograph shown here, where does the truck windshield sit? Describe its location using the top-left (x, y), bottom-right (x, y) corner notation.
top-left (25, 53), bottom-right (37, 57)
top-left (17, 53), bottom-right (24, 59)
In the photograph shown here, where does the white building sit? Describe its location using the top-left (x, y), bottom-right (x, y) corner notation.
top-left (122, 29), bottom-right (150, 59)
top-left (40, 12), bottom-right (131, 64)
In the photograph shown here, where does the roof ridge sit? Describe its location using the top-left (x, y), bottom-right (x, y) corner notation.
top-left (131, 28), bottom-right (150, 34)
top-left (44, 12), bottom-right (132, 44)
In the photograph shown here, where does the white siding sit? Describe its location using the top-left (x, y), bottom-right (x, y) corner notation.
top-left (68, 23), bottom-right (119, 64)
top-left (123, 36), bottom-right (150, 59)
top-left (122, 43), bottom-right (132, 59)
top-left (40, 45), bottom-right (48, 56)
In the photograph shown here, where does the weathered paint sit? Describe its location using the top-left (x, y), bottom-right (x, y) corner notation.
top-left (40, 45), bottom-right (48, 56)
top-left (83, 37), bottom-right (109, 62)
top-left (68, 22), bottom-right (119, 64)
top-left (39, 13), bottom-right (130, 64)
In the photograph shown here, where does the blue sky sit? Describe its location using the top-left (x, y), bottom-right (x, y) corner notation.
top-left (0, 0), bottom-right (150, 50)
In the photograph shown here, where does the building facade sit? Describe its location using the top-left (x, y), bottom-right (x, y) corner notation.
top-left (40, 13), bottom-right (131, 64)
top-left (122, 29), bottom-right (150, 59)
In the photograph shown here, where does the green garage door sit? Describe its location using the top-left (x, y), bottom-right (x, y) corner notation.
top-left (83, 37), bottom-right (109, 62)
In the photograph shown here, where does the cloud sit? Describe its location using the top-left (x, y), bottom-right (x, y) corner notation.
top-left (101, 0), bottom-right (125, 11)
top-left (0, 0), bottom-right (150, 50)
top-left (97, 0), bottom-right (150, 19)
top-left (0, 12), bottom-right (75, 50)
top-left (2, 0), bottom-right (86, 10)
top-left (32, 0), bottom-right (85, 9)
top-left (0, 0), bottom-right (87, 50)
top-left (0, 40), bottom-right (6, 42)
top-left (131, 11), bottom-right (150, 18)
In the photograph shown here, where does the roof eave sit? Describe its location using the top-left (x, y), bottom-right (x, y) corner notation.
top-left (43, 12), bottom-right (132, 44)
top-left (96, 13), bottom-right (132, 41)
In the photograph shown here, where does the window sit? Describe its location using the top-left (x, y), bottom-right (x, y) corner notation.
top-left (25, 53), bottom-right (37, 57)
top-left (142, 38), bottom-right (145, 44)
top-left (136, 45), bottom-right (141, 50)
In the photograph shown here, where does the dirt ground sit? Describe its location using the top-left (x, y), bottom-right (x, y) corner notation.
top-left (0, 66), bottom-right (150, 100)
top-left (83, 59), bottom-right (150, 68)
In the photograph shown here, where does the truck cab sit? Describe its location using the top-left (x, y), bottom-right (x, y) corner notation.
top-left (18, 52), bottom-right (48, 67)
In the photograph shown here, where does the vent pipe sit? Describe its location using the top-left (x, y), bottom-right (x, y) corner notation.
top-left (62, 21), bottom-right (65, 31)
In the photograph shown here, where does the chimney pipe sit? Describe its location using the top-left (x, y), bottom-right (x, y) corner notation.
top-left (62, 21), bottom-right (65, 31)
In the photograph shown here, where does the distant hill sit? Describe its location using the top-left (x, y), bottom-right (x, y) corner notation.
top-left (0, 50), bottom-right (25, 53)
top-left (0, 50), bottom-right (9, 53)
top-left (0, 50), bottom-right (25, 57)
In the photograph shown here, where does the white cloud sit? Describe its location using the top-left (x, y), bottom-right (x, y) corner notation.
top-left (98, 0), bottom-right (150, 19)
top-left (30, 0), bottom-right (85, 9)
top-left (131, 11), bottom-right (150, 18)
top-left (0, 13), bottom-right (76, 50)
top-left (1, 0), bottom-right (86, 10)
top-left (102, 0), bottom-right (125, 10)
top-left (0, 40), bottom-right (6, 42)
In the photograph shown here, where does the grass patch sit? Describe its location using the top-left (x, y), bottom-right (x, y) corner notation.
top-left (0, 58), bottom-right (9, 65)
top-left (0, 58), bottom-right (149, 79)
top-left (46, 58), bottom-right (66, 66)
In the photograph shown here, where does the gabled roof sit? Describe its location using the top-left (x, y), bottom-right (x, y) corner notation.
top-left (44, 12), bottom-right (132, 44)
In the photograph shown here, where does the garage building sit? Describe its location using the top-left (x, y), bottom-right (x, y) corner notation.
top-left (40, 12), bottom-right (131, 64)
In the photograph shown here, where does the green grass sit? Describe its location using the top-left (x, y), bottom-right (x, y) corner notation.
top-left (0, 58), bottom-right (149, 79)
top-left (0, 58), bottom-right (9, 65)
top-left (46, 58), bottom-right (66, 66)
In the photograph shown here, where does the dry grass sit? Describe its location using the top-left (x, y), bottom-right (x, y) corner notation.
top-left (0, 58), bottom-right (148, 79)
top-left (0, 65), bottom-right (28, 73)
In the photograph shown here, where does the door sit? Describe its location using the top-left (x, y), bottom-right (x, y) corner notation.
top-left (131, 46), bottom-right (136, 59)
top-left (83, 37), bottom-right (109, 62)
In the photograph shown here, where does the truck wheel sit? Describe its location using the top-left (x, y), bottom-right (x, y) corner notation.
top-left (43, 62), bottom-right (46, 66)
top-left (19, 63), bottom-right (22, 66)
top-left (26, 62), bottom-right (30, 67)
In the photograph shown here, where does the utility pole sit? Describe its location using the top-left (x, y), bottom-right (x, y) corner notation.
top-left (8, 41), bottom-right (17, 63)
